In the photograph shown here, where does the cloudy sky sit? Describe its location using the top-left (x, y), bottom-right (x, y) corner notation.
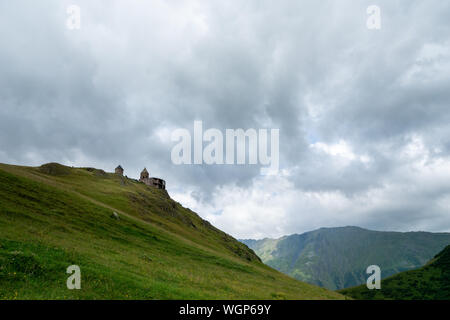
top-left (1, 0), bottom-right (450, 239)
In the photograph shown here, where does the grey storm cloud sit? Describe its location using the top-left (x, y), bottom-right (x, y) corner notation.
top-left (1, 0), bottom-right (450, 237)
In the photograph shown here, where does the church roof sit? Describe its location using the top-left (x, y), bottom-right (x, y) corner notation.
top-left (116, 165), bottom-right (123, 170)
top-left (141, 168), bottom-right (148, 173)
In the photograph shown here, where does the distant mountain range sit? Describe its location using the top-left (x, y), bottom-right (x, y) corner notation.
top-left (241, 226), bottom-right (450, 290)
top-left (340, 245), bottom-right (450, 299)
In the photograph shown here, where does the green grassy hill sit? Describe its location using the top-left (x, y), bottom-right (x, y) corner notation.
top-left (0, 163), bottom-right (344, 300)
top-left (339, 245), bottom-right (450, 300)
top-left (242, 227), bottom-right (450, 290)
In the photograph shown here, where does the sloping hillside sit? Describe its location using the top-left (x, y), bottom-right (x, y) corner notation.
top-left (340, 245), bottom-right (450, 300)
top-left (0, 163), bottom-right (344, 299)
top-left (242, 226), bottom-right (450, 290)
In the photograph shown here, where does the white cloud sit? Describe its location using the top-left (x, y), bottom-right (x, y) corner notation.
top-left (310, 140), bottom-right (371, 164)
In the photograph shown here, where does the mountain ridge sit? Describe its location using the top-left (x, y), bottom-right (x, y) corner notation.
top-left (241, 225), bottom-right (450, 242)
top-left (242, 226), bottom-right (450, 290)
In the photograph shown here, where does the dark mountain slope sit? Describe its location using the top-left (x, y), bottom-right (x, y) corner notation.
top-left (340, 245), bottom-right (450, 299)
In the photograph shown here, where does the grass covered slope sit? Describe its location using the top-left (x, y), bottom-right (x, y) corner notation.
top-left (242, 227), bottom-right (450, 290)
top-left (339, 246), bottom-right (450, 300)
top-left (0, 163), bottom-right (344, 300)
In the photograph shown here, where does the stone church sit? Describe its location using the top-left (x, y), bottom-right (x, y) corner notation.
top-left (115, 165), bottom-right (124, 175)
top-left (139, 168), bottom-right (166, 190)
top-left (114, 165), bottom-right (166, 190)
